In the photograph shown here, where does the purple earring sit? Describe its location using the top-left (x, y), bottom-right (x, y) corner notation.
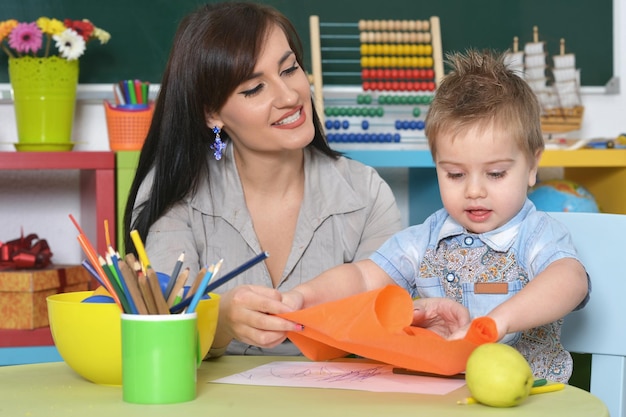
top-left (211, 126), bottom-right (226, 160)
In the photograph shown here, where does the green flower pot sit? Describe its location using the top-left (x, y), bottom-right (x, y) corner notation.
top-left (9, 56), bottom-right (79, 151)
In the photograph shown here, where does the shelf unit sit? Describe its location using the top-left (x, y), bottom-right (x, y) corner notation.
top-left (0, 151), bottom-right (116, 255)
top-left (0, 151), bottom-right (115, 365)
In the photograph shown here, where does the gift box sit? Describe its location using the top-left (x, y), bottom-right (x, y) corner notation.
top-left (0, 265), bottom-right (91, 329)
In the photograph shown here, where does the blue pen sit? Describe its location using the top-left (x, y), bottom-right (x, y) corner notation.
top-left (186, 259), bottom-right (223, 314)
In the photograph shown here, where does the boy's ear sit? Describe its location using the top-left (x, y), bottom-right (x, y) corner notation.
top-left (528, 149), bottom-right (544, 187)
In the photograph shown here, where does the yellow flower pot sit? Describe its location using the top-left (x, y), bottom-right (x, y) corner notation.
top-left (9, 56), bottom-right (79, 151)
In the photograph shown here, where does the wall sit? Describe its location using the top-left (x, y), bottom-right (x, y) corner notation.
top-left (0, 0), bottom-right (614, 86)
top-left (0, 2), bottom-right (624, 264)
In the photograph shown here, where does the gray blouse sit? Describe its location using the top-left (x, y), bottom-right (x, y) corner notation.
top-left (133, 145), bottom-right (402, 355)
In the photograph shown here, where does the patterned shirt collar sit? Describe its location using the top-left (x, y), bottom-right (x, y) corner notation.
top-left (437, 199), bottom-right (536, 252)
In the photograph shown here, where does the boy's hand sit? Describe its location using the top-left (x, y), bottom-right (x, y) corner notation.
top-left (411, 297), bottom-right (471, 338)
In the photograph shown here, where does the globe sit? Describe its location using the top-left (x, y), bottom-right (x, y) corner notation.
top-left (528, 179), bottom-right (599, 213)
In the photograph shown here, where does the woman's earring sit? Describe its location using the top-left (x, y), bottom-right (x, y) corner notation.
top-left (211, 126), bottom-right (226, 160)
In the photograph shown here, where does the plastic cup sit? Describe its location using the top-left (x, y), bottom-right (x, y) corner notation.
top-left (121, 313), bottom-right (199, 404)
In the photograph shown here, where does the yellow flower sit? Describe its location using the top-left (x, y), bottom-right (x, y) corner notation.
top-left (93, 27), bottom-right (111, 44)
top-left (36, 17), bottom-right (66, 36)
top-left (0, 19), bottom-right (18, 42)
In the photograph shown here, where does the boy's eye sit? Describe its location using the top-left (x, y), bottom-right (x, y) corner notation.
top-left (488, 171), bottom-right (506, 179)
top-left (446, 172), bottom-right (464, 180)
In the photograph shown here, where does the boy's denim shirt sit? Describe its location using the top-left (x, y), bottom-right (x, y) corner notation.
top-left (370, 199), bottom-right (590, 382)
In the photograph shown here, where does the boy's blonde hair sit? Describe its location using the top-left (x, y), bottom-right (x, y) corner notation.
top-left (425, 49), bottom-right (544, 163)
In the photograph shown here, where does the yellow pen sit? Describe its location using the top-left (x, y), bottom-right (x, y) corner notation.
top-left (457, 382), bottom-right (565, 405)
top-left (130, 229), bottom-right (151, 270)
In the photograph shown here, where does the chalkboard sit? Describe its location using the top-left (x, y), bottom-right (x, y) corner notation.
top-left (0, 0), bottom-right (613, 87)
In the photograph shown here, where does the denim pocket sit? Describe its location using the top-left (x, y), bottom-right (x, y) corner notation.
top-left (462, 280), bottom-right (523, 345)
top-left (415, 276), bottom-right (446, 298)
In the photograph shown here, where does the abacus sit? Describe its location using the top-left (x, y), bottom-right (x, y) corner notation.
top-left (309, 16), bottom-right (443, 146)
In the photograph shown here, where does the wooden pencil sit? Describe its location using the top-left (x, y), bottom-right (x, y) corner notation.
top-left (118, 258), bottom-right (149, 315)
top-left (124, 253), bottom-right (139, 268)
top-left (138, 273), bottom-right (158, 314)
top-left (167, 267), bottom-right (190, 307)
top-left (146, 267), bottom-right (170, 314)
top-left (165, 252), bottom-right (185, 299)
top-left (184, 266), bottom-right (207, 301)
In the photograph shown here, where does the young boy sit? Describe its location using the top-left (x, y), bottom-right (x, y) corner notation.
top-left (282, 49), bottom-right (590, 382)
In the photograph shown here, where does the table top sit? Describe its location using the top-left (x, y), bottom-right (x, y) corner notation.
top-left (0, 356), bottom-right (609, 417)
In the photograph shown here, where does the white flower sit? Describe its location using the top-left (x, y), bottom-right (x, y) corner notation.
top-left (53, 28), bottom-right (86, 60)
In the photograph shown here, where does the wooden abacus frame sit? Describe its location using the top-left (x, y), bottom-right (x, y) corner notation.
top-left (309, 16), bottom-right (444, 123)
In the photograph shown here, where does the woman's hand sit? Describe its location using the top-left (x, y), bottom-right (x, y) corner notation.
top-left (411, 297), bottom-right (471, 338)
top-left (211, 285), bottom-right (303, 350)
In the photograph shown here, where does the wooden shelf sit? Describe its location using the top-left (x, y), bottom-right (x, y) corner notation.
top-left (0, 151), bottom-right (115, 170)
top-left (0, 327), bottom-right (53, 347)
top-left (0, 151), bottom-right (116, 255)
top-left (540, 149), bottom-right (626, 167)
top-left (333, 146), bottom-right (626, 169)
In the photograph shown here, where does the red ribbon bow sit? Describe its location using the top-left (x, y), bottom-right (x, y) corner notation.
top-left (0, 230), bottom-right (53, 270)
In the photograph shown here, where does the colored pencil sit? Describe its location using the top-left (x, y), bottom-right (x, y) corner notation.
top-left (80, 259), bottom-right (106, 288)
top-left (167, 268), bottom-right (190, 307)
top-left (164, 252), bottom-right (185, 299)
top-left (129, 229), bottom-right (151, 272)
top-left (69, 214), bottom-right (122, 310)
top-left (138, 272), bottom-right (158, 314)
top-left (457, 382), bottom-right (566, 405)
top-left (104, 219), bottom-right (112, 248)
top-left (109, 252), bottom-right (138, 314)
top-left (187, 259), bottom-right (223, 314)
top-left (99, 255), bottom-right (132, 314)
top-left (172, 288), bottom-right (184, 306)
top-left (184, 266), bottom-right (207, 301)
top-left (146, 267), bottom-right (170, 314)
top-left (118, 257), bottom-right (148, 315)
top-left (170, 251), bottom-right (269, 313)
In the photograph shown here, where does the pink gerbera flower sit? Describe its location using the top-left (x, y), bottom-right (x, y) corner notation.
top-left (8, 22), bottom-right (42, 54)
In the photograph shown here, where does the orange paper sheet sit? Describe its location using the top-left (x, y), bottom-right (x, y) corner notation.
top-left (278, 285), bottom-right (497, 376)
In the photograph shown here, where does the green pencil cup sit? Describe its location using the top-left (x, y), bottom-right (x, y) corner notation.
top-left (121, 312), bottom-right (199, 404)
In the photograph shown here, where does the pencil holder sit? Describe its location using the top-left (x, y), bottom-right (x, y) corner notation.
top-left (104, 101), bottom-right (154, 151)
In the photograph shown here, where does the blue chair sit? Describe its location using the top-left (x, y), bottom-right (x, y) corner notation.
top-left (549, 212), bottom-right (626, 417)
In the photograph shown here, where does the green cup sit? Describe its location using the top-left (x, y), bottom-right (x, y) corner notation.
top-left (121, 313), bottom-right (199, 404)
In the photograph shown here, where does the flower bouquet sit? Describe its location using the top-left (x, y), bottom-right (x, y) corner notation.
top-left (0, 17), bottom-right (110, 60)
top-left (0, 18), bottom-right (110, 150)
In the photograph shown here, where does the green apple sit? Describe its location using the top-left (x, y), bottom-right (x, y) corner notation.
top-left (465, 343), bottom-right (534, 407)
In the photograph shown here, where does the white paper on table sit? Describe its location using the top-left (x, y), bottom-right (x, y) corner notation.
top-left (210, 361), bottom-right (466, 395)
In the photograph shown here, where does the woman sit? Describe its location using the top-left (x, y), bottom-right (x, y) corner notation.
top-left (124, 2), bottom-right (402, 356)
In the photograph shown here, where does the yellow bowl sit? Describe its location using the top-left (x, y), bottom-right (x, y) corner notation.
top-left (47, 291), bottom-right (220, 386)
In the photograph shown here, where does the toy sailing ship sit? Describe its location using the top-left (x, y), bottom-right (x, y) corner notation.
top-left (505, 27), bottom-right (584, 135)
